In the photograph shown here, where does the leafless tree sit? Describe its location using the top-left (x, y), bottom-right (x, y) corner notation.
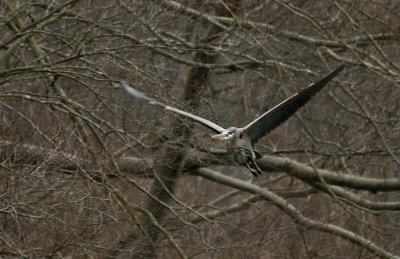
top-left (1, 0), bottom-right (400, 258)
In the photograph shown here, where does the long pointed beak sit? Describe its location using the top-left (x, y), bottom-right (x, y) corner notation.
top-left (211, 133), bottom-right (227, 140)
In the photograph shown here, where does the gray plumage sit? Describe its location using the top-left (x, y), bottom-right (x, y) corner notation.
top-left (122, 62), bottom-right (347, 176)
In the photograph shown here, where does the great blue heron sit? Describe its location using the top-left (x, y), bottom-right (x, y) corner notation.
top-left (122, 62), bottom-right (347, 176)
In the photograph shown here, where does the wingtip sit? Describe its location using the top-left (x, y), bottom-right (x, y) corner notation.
top-left (120, 81), bottom-right (131, 90)
top-left (121, 81), bottom-right (146, 99)
top-left (339, 58), bottom-right (352, 68)
top-left (329, 60), bottom-right (349, 75)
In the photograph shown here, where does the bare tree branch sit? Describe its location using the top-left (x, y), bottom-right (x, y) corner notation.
top-left (197, 168), bottom-right (398, 259)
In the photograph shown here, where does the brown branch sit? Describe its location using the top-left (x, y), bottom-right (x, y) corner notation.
top-left (311, 182), bottom-right (400, 211)
top-left (3, 141), bottom-right (400, 192)
top-left (0, 141), bottom-right (153, 175)
top-left (186, 188), bottom-right (315, 224)
top-left (159, 0), bottom-right (398, 48)
top-left (258, 155), bottom-right (400, 192)
top-left (196, 168), bottom-right (397, 259)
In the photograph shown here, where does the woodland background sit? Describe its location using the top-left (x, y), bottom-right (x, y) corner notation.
top-left (1, 0), bottom-right (400, 258)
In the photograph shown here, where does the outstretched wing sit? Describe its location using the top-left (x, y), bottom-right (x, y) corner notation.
top-left (243, 61), bottom-right (348, 145)
top-left (122, 82), bottom-right (226, 134)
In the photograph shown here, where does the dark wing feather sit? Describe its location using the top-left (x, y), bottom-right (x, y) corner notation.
top-left (122, 82), bottom-right (226, 134)
top-left (243, 62), bottom-right (347, 145)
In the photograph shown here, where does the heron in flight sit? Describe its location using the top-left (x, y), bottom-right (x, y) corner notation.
top-left (122, 62), bottom-right (347, 176)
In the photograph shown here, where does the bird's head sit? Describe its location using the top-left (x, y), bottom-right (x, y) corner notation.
top-left (210, 127), bottom-right (236, 141)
